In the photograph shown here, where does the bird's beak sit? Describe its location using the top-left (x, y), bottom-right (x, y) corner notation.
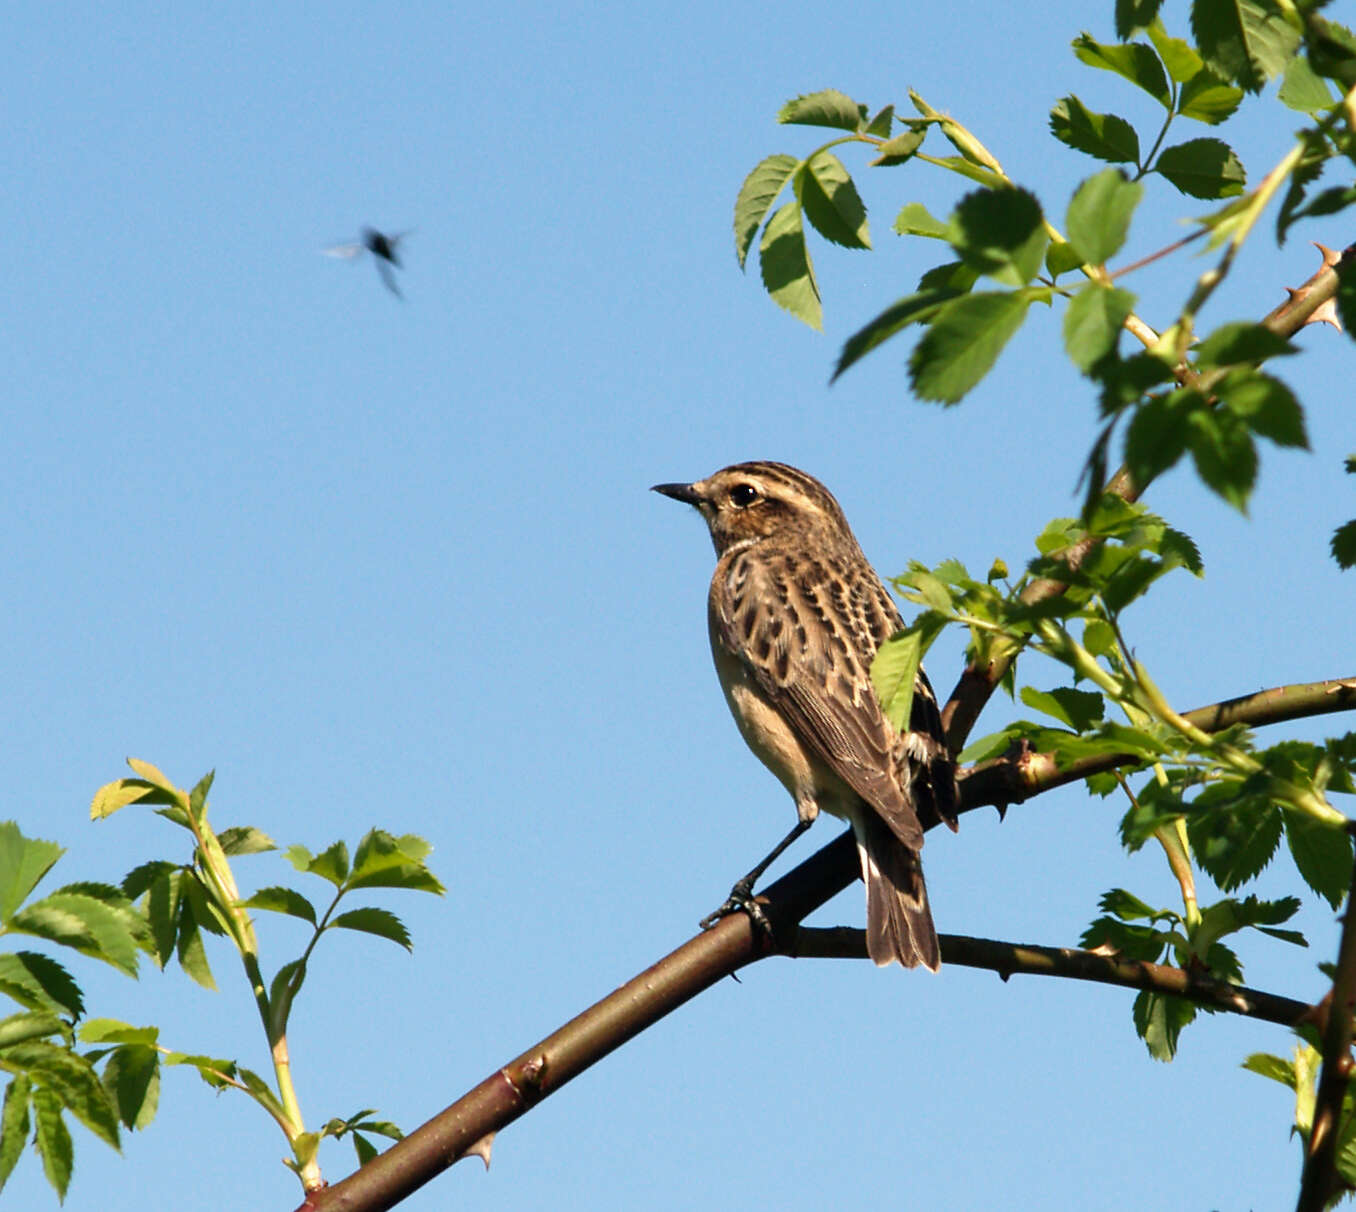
top-left (651, 481), bottom-right (703, 506)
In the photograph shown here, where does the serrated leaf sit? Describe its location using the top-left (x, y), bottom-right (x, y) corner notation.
top-left (31, 1086), bottom-right (73, 1198)
top-left (1134, 989), bottom-right (1196, 1060)
top-left (871, 631), bottom-right (924, 733)
top-left (1278, 55), bottom-right (1336, 114)
top-left (1187, 407), bottom-right (1256, 511)
top-left (1118, 0), bottom-right (1165, 40)
top-left (1217, 370), bottom-right (1308, 448)
top-left (0, 952), bottom-right (82, 1018)
top-left (909, 291), bottom-right (1030, 403)
top-left (1050, 96), bottom-right (1141, 164)
top-left (10, 890), bottom-right (143, 976)
top-left (777, 89), bottom-right (864, 131)
top-left (89, 778), bottom-right (158, 820)
top-left (301, 841), bottom-right (351, 888)
top-left (1192, 0), bottom-right (1301, 92)
top-left (354, 1132), bottom-right (379, 1166)
top-left (0, 1011), bottom-right (65, 1049)
top-left (1284, 809), bottom-right (1352, 908)
top-left (869, 127), bottom-right (925, 166)
top-left (101, 1044), bottom-right (159, 1130)
top-left (798, 153), bottom-right (870, 250)
top-left (329, 907), bottom-right (412, 950)
top-left (1100, 887), bottom-right (1160, 921)
top-left (1147, 19), bottom-right (1202, 80)
top-left (174, 901), bottom-right (216, 991)
top-left (1067, 168), bottom-right (1144, 264)
top-left (1046, 240), bottom-right (1085, 277)
top-left (733, 154), bottom-right (798, 270)
top-left (1242, 1052), bottom-right (1295, 1085)
top-left (1019, 686), bottom-right (1105, 731)
top-left (893, 201), bottom-right (949, 239)
top-left (243, 886), bottom-right (318, 925)
top-left (947, 187), bottom-right (1046, 286)
top-left (759, 202), bottom-right (822, 330)
top-left (11, 1040), bottom-right (120, 1148)
top-left (1178, 68), bottom-right (1244, 123)
top-left (1332, 521), bottom-right (1356, 570)
top-left (0, 1075), bottom-right (30, 1191)
top-left (1065, 284), bottom-right (1137, 371)
top-left (831, 290), bottom-right (961, 382)
top-left (0, 822), bottom-right (64, 922)
top-left (218, 826), bottom-right (277, 857)
top-left (1072, 33), bottom-right (1171, 107)
top-left (863, 104), bottom-right (895, 139)
top-left (1192, 322), bottom-right (1296, 367)
top-left (1154, 138), bottom-right (1245, 198)
top-left (1124, 389), bottom-right (1197, 488)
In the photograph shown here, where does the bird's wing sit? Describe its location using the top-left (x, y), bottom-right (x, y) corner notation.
top-left (322, 241), bottom-right (365, 260)
top-left (374, 257), bottom-right (404, 298)
top-left (712, 550), bottom-right (924, 850)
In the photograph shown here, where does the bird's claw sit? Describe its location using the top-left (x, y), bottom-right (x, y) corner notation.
top-left (699, 880), bottom-right (773, 939)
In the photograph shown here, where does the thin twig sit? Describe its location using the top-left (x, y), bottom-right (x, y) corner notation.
top-left (790, 928), bottom-right (1314, 1027)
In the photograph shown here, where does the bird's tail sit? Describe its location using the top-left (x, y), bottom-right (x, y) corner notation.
top-left (853, 812), bottom-right (940, 971)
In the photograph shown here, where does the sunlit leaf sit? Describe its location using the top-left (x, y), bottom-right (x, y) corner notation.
top-left (909, 291), bottom-right (1031, 403)
top-left (759, 202), bottom-right (822, 330)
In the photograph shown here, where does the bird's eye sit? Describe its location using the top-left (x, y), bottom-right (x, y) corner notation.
top-left (729, 483), bottom-right (760, 508)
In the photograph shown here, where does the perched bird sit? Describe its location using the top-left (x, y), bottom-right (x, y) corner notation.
top-left (653, 461), bottom-right (957, 969)
top-left (322, 227), bottom-right (410, 298)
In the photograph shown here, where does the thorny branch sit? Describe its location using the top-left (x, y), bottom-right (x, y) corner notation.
top-left (1296, 847), bottom-right (1356, 1212)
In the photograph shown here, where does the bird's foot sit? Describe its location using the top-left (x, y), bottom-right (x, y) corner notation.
top-left (699, 878), bottom-right (773, 939)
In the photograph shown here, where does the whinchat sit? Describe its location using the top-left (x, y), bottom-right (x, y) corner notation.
top-left (653, 461), bottom-right (956, 970)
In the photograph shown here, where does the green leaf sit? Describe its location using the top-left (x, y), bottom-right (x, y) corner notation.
top-left (1154, 138), bottom-right (1245, 199)
top-left (10, 1040), bottom-right (120, 1147)
top-left (1186, 407), bottom-right (1256, 511)
top-left (0, 822), bottom-right (64, 922)
top-left (269, 959), bottom-right (306, 1023)
top-left (909, 291), bottom-right (1030, 403)
top-left (798, 153), bottom-right (870, 249)
top-left (1118, 0), bottom-right (1166, 40)
top-left (1192, 0), bottom-right (1301, 92)
top-left (1147, 19), bottom-right (1203, 81)
top-left (290, 840), bottom-right (351, 888)
top-left (1072, 33), bottom-right (1171, 107)
top-left (10, 887), bottom-right (144, 976)
top-left (0, 1011), bottom-right (66, 1049)
top-left (354, 1132), bottom-right (379, 1166)
top-left (832, 290), bottom-right (962, 382)
top-left (329, 907), bottom-right (412, 951)
top-left (1242, 1052), bottom-right (1295, 1086)
top-left (243, 886), bottom-right (318, 925)
top-left (862, 104), bottom-right (895, 139)
top-left (101, 1044), bottom-right (159, 1130)
top-left (777, 89), bottom-right (864, 131)
top-left (1099, 887), bottom-right (1160, 921)
top-left (218, 826), bottom-right (277, 857)
top-left (174, 900), bottom-right (216, 991)
top-left (759, 202), bottom-right (822, 330)
top-left (733, 154), bottom-right (798, 269)
top-left (348, 831), bottom-right (443, 893)
top-left (1045, 240), bottom-right (1085, 277)
top-left (1124, 389), bottom-right (1196, 487)
top-left (78, 1019), bottom-right (158, 1046)
top-left (1064, 284), bottom-right (1136, 371)
top-left (0, 1075), bottom-right (30, 1192)
top-left (163, 1052), bottom-right (238, 1092)
top-left (1133, 989), bottom-right (1196, 1060)
top-left (1278, 55), bottom-right (1337, 114)
top-left (1217, 370), bottom-right (1308, 449)
top-left (893, 201), bottom-right (949, 239)
top-left (31, 1086), bottom-right (73, 1199)
top-left (946, 187), bottom-right (1047, 286)
top-left (872, 631), bottom-right (924, 733)
top-left (868, 127), bottom-right (925, 166)
top-left (1284, 809), bottom-right (1353, 908)
top-left (89, 778), bottom-right (159, 820)
top-left (1049, 96), bottom-right (1141, 164)
top-left (1332, 521), bottom-right (1356, 570)
top-left (1192, 322), bottom-right (1296, 367)
top-left (1066, 168), bottom-right (1143, 265)
top-left (1019, 686), bottom-right (1105, 731)
top-left (1178, 69), bottom-right (1245, 123)
top-left (0, 952), bottom-right (82, 1018)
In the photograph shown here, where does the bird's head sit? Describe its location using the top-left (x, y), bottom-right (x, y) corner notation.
top-left (652, 461), bottom-right (852, 555)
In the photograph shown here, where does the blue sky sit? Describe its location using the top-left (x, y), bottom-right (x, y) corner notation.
top-left (5, 3), bottom-right (1352, 1208)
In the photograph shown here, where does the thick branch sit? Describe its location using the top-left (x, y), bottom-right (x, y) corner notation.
top-left (1297, 848), bottom-right (1356, 1212)
top-left (791, 928), bottom-right (1313, 1027)
top-left (959, 677), bottom-right (1356, 814)
top-left (940, 242), bottom-right (1356, 754)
